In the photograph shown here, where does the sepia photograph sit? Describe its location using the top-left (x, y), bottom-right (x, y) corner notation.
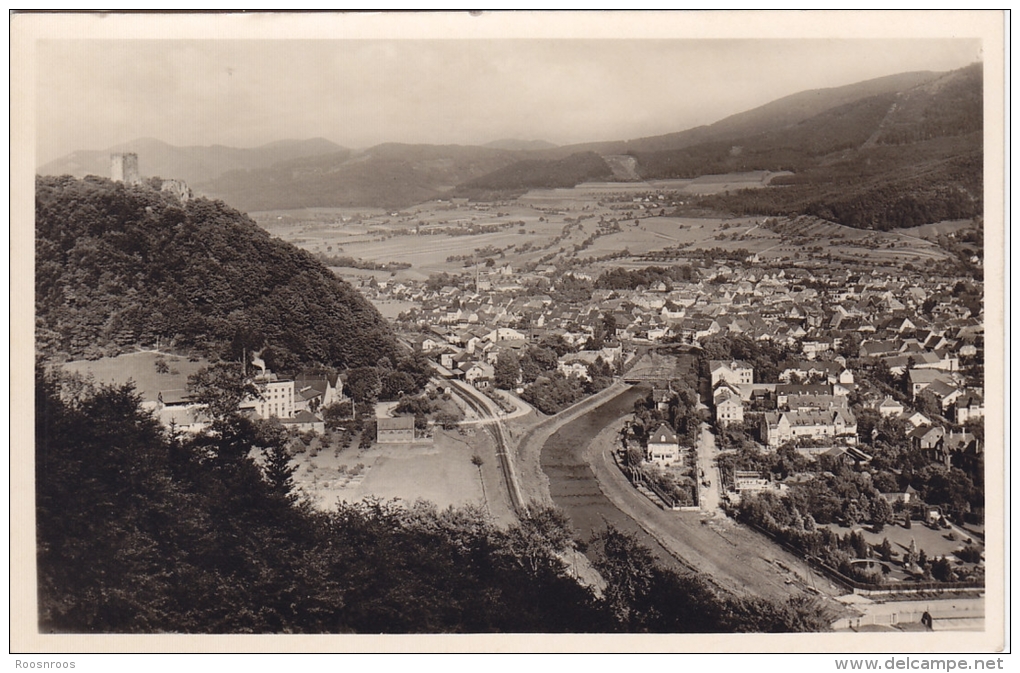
top-left (10, 10), bottom-right (1007, 659)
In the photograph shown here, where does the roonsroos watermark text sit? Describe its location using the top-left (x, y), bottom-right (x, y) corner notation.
top-left (14, 662), bottom-right (75, 669)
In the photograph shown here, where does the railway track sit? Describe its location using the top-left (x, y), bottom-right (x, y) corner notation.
top-left (446, 378), bottom-right (525, 515)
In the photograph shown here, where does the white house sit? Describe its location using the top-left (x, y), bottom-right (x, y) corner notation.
top-left (646, 423), bottom-right (682, 465)
top-left (878, 396), bottom-right (905, 418)
top-left (465, 362), bottom-right (495, 388)
top-left (710, 360), bottom-right (754, 386)
top-left (484, 327), bottom-right (527, 343)
top-left (240, 374), bottom-right (295, 420)
top-left (714, 386), bottom-right (744, 426)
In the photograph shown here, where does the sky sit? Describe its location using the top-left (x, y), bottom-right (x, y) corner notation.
top-left (34, 34), bottom-right (983, 165)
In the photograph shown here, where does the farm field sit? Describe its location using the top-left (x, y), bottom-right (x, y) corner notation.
top-left (366, 298), bottom-right (421, 319)
top-left (251, 175), bottom-right (960, 282)
top-left (581, 216), bottom-right (767, 258)
top-left (751, 217), bottom-right (954, 266)
top-left (344, 229), bottom-right (546, 274)
top-left (897, 219), bottom-right (975, 239)
top-left (681, 170), bottom-right (794, 195)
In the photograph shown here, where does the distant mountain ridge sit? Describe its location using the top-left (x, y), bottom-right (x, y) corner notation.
top-left (479, 64), bottom-right (983, 229)
top-left (38, 137), bottom-right (346, 185)
top-left (37, 64), bottom-right (982, 228)
top-left (200, 143), bottom-right (521, 211)
top-left (451, 151), bottom-right (612, 200)
top-left (680, 63), bottom-right (984, 229)
top-left (483, 138), bottom-right (558, 151)
top-left (535, 70), bottom-right (945, 158)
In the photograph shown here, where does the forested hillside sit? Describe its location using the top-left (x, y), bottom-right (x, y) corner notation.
top-left (451, 152), bottom-right (613, 200)
top-left (200, 143), bottom-right (520, 211)
top-left (663, 64), bottom-right (984, 230)
top-left (35, 175), bottom-right (397, 369)
top-left (694, 136), bottom-right (981, 230)
top-left (36, 368), bottom-right (831, 633)
top-left (455, 64), bottom-right (983, 230)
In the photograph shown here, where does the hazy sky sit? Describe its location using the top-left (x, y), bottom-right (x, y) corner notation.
top-left (35, 37), bottom-right (982, 164)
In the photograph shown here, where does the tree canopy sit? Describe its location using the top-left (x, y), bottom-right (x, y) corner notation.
top-left (36, 367), bottom-right (831, 634)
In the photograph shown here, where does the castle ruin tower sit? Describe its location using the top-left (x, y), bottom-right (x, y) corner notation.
top-left (110, 153), bottom-right (141, 185)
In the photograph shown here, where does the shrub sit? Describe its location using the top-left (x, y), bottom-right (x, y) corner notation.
top-left (954, 544), bottom-right (983, 564)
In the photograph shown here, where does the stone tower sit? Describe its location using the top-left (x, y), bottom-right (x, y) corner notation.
top-left (110, 153), bottom-right (141, 185)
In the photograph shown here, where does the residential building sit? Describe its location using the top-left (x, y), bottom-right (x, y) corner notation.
top-left (148, 388), bottom-right (210, 434)
top-left (733, 470), bottom-right (770, 495)
top-left (464, 361), bottom-right (495, 388)
top-left (909, 425), bottom-right (945, 455)
top-left (710, 359), bottom-right (754, 386)
top-left (761, 409), bottom-right (858, 448)
top-left (280, 410), bottom-right (326, 434)
top-left (240, 374), bottom-right (295, 420)
top-left (908, 369), bottom-right (953, 398)
top-left (878, 396), bottom-right (905, 418)
top-left (646, 423), bottom-right (682, 465)
top-left (954, 392), bottom-right (984, 425)
top-left (377, 416), bottom-right (415, 443)
top-left (652, 387), bottom-right (675, 412)
top-left (714, 386), bottom-right (744, 426)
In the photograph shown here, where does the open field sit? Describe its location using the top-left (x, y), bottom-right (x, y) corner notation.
top-left (291, 425), bottom-right (516, 526)
top-left (825, 520), bottom-right (983, 564)
top-left (526, 171), bottom-right (791, 197)
top-left (581, 215), bottom-right (766, 258)
top-left (61, 351), bottom-right (210, 405)
top-left (623, 351), bottom-right (697, 383)
top-left (367, 298), bottom-right (421, 319)
top-left (898, 219), bottom-right (975, 239)
top-left (249, 175), bottom-right (963, 291)
top-left (681, 170), bottom-right (794, 194)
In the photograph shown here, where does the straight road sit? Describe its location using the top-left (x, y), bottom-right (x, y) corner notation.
top-left (696, 422), bottom-right (722, 514)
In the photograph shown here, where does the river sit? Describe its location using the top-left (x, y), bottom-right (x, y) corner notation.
top-left (539, 384), bottom-right (692, 574)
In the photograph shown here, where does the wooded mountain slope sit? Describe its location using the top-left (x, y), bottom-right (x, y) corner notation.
top-left (638, 64), bottom-right (984, 229)
top-left (35, 175), bottom-right (397, 369)
top-left (37, 65), bottom-right (983, 230)
top-left (451, 151), bottom-right (613, 199)
top-left (534, 69), bottom-right (945, 158)
top-left (200, 143), bottom-right (520, 211)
